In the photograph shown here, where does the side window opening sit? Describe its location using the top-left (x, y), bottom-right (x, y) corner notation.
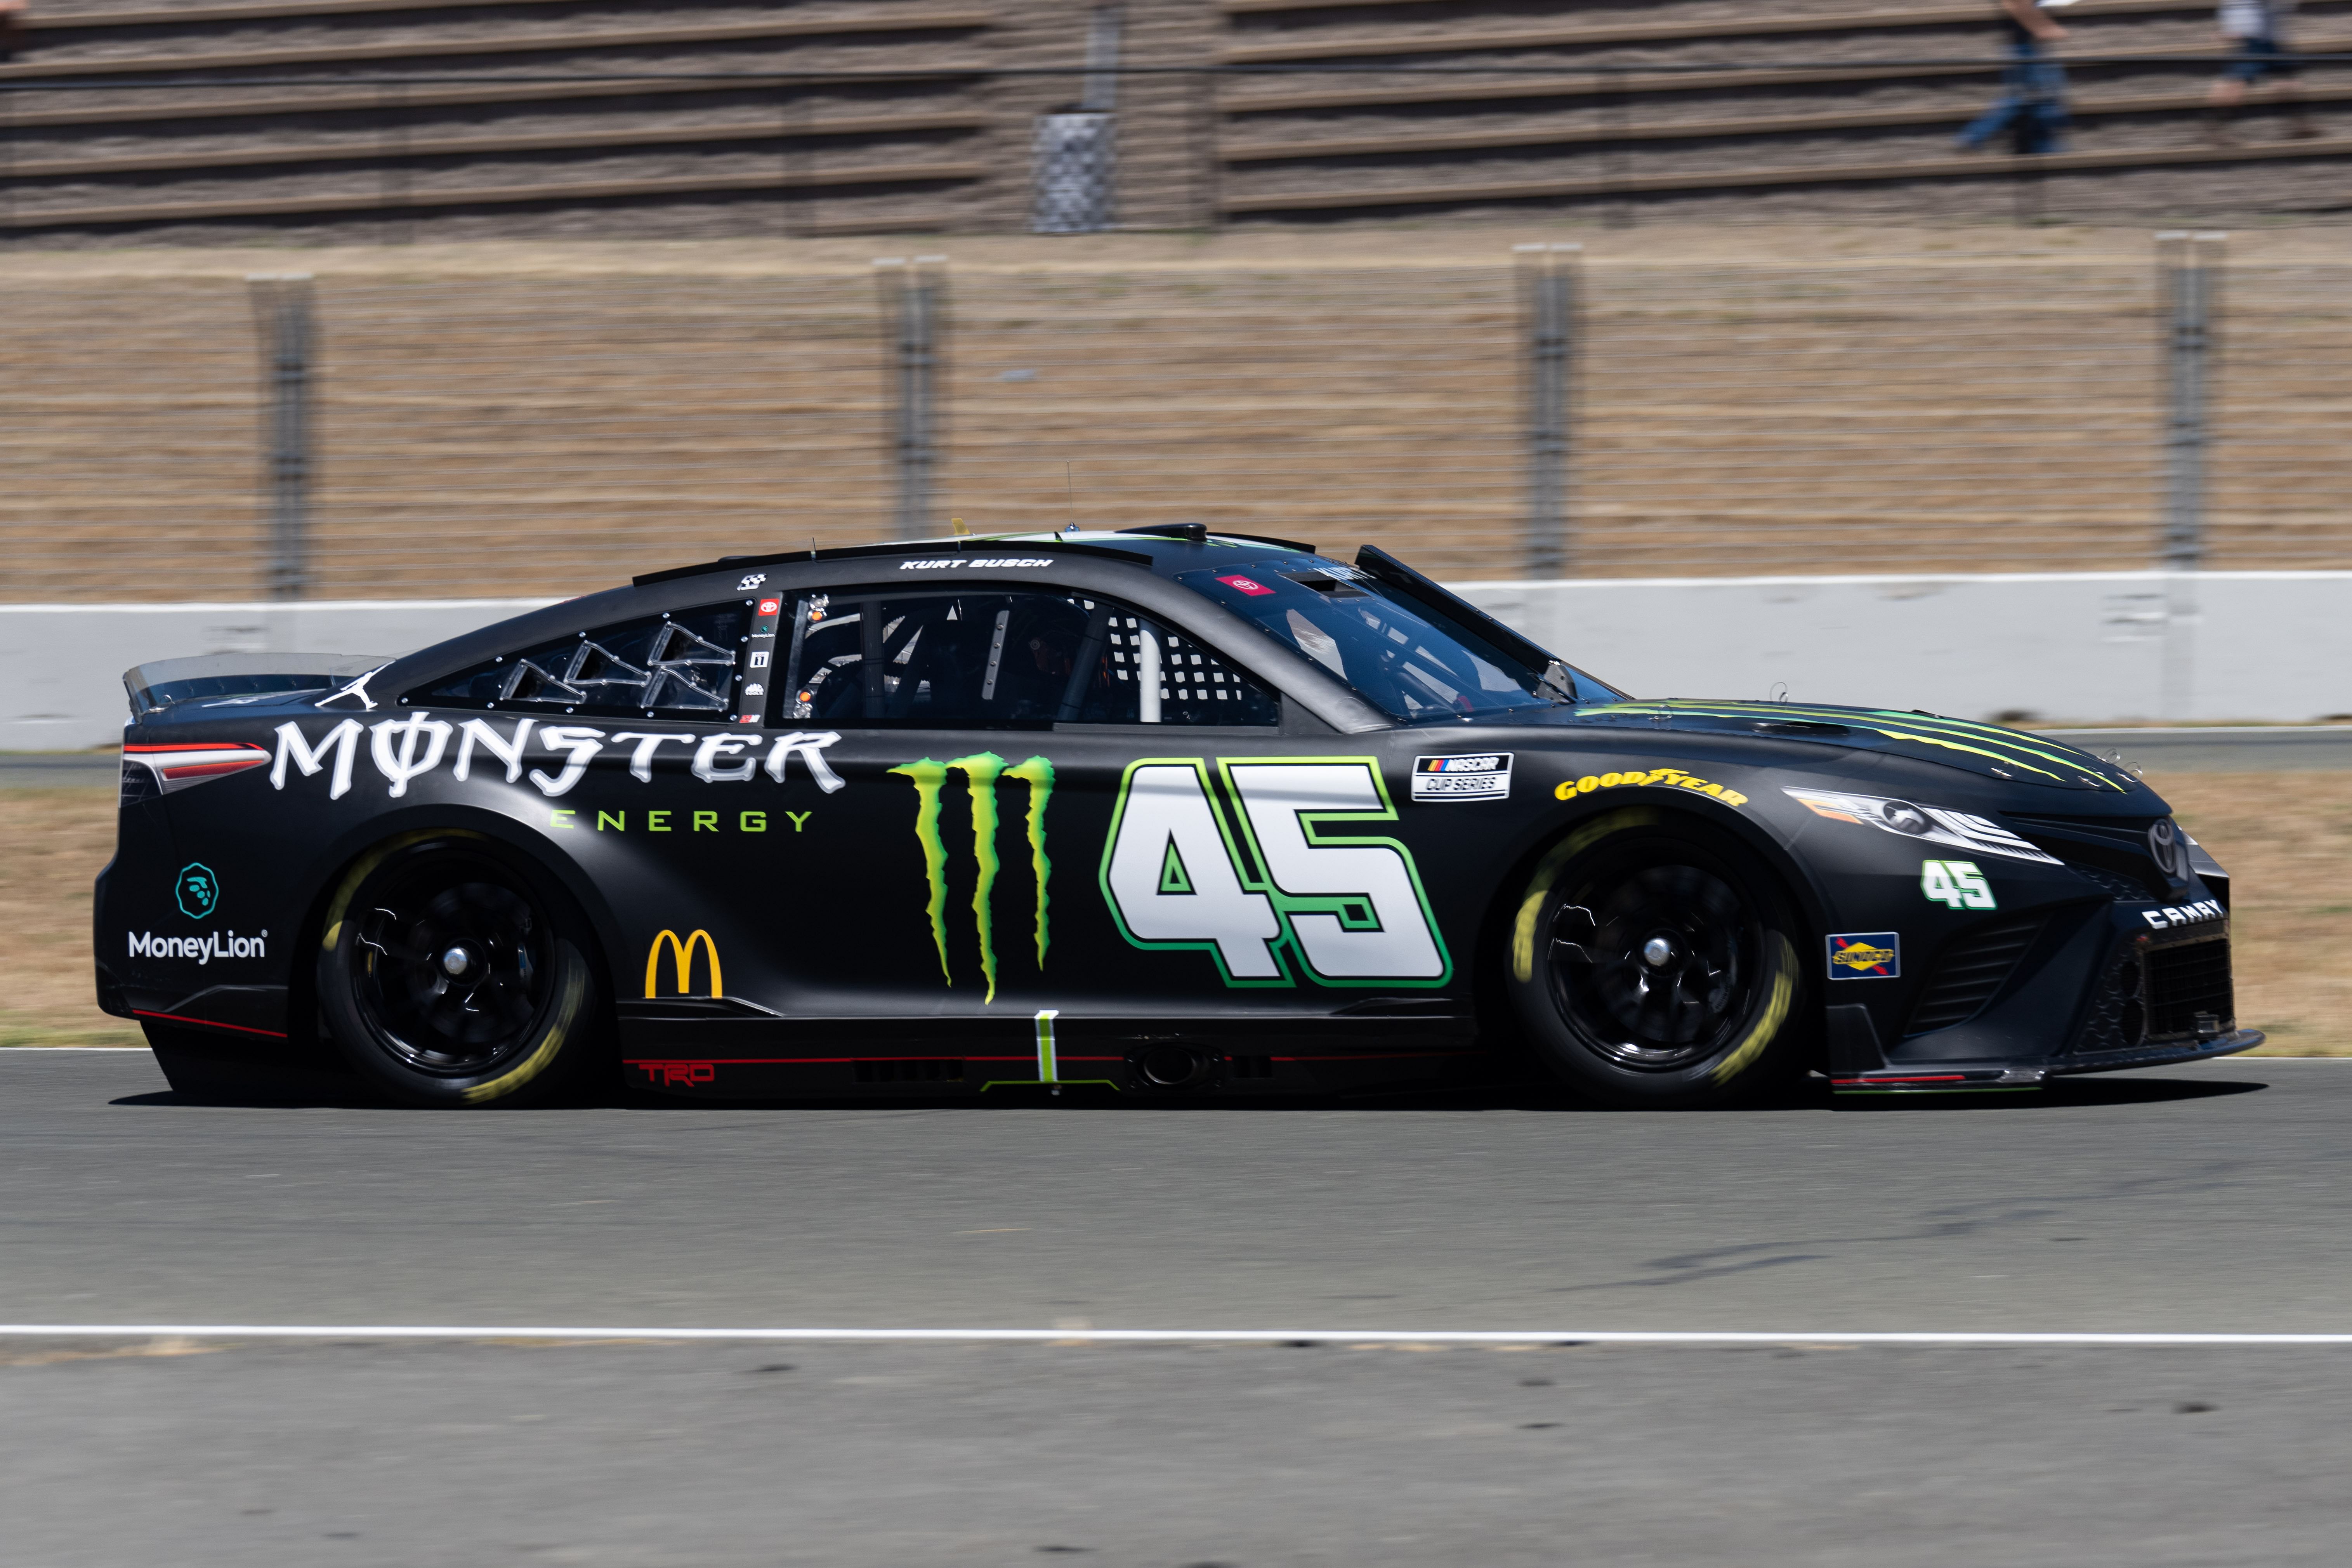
top-left (425, 603), bottom-right (750, 717)
top-left (781, 589), bottom-right (1279, 728)
top-left (1180, 564), bottom-right (1563, 722)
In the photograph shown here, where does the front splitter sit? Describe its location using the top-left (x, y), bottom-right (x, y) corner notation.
top-left (1833, 1028), bottom-right (2266, 1094)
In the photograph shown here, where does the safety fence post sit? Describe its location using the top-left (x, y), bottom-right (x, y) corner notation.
top-left (247, 273), bottom-right (315, 600)
top-left (877, 254), bottom-right (949, 536)
top-left (2158, 231), bottom-right (2224, 571)
top-left (1516, 243), bottom-right (1579, 578)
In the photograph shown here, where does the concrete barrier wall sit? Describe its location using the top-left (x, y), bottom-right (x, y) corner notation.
top-left (6, 571), bottom-right (2349, 751)
top-left (1459, 571), bottom-right (2352, 728)
top-left (1, 599), bottom-right (556, 752)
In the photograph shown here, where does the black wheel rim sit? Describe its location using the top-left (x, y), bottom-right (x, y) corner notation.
top-left (1546, 859), bottom-right (1760, 1072)
top-left (352, 854), bottom-right (555, 1077)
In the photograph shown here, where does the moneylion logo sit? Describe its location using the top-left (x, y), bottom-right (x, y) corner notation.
top-left (129, 929), bottom-right (266, 964)
top-left (889, 753), bottom-right (1054, 1004)
top-left (645, 929), bottom-right (723, 998)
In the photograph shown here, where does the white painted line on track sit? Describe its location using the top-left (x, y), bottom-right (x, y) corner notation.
top-left (2, 1325), bottom-right (2352, 1346)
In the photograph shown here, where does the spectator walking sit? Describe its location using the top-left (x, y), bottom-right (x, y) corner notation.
top-left (0, 0), bottom-right (28, 64)
top-left (2207, 1), bottom-right (2316, 142)
top-left (1958, 0), bottom-right (2074, 155)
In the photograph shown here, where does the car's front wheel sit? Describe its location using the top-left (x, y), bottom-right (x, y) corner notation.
top-left (1505, 809), bottom-right (1809, 1108)
top-left (316, 833), bottom-right (601, 1107)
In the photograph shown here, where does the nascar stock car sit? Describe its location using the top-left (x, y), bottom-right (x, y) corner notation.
top-left (96, 528), bottom-right (2257, 1108)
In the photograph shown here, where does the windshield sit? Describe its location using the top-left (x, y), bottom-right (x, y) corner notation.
top-left (1179, 562), bottom-right (1590, 721)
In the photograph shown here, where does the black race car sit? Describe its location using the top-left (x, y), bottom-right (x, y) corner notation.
top-left (96, 529), bottom-right (2259, 1108)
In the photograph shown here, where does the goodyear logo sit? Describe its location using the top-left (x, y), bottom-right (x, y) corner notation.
top-left (1826, 932), bottom-right (1900, 979)
top-left (890, 753), bottom-right (1055, 1004)
top-left (1555, 766), bottom-right (1748, 806)
top-left (645, 928), bottom-right (723, 998)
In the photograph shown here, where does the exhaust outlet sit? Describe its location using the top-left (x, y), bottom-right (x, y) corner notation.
top-left (1133, 1044), bottom-right (1215, 1090)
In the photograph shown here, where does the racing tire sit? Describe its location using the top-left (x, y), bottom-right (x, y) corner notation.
top-left (1505, 808), bottom-right (1809, 1109)
top-left (315, 833), bottom-right (602, 1108)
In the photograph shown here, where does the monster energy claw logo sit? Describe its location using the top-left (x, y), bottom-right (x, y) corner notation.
top-left (890, 753), bottom-right (1053, 1004)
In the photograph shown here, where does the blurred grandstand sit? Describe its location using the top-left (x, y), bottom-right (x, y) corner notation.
top-left (0, 0), bottom-right (2346, 240)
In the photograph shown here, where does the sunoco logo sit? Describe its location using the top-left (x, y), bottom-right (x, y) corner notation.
top-left (889, 753), bottom-right (1054, 1004)
top-left (129, 929), bottom-right (267, 964)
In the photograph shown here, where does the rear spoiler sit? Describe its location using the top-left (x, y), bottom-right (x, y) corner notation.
top-left (123, 652), bottom-right (392, 719)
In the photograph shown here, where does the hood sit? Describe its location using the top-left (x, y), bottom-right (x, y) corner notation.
top-left (1552, 700), bottom-right (2136, 793)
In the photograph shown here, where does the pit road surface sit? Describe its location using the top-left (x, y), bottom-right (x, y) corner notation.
top-left (7, 1051), bottom-right (2352, 1565)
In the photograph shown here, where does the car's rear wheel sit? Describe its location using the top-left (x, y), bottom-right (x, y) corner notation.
top-left (1505, 809), bottom-right (1808, 1108)
top-left (316, 833), bottom-right (601, 1107)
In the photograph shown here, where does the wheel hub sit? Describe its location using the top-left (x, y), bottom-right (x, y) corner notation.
top-left (1547, 862), bottom-right (1758, 1071)
top-left (352, 864), bottom-right (553, 1077)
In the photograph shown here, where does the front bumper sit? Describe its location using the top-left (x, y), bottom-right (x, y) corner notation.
top-left (1832, 1027), bottom-right (2264, 1093)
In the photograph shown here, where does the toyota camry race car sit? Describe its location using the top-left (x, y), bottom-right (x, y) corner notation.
top-left (96, 529), bottom-right (2259, 1108)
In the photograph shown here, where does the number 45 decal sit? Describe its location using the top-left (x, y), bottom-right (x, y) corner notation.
top-left (1921, 859), bottom-right (1996, 910)
top-left (1100, 758), bottom-right (1451, 987)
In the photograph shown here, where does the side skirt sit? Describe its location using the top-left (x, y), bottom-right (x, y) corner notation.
top-left (616, 1006), bottom-right (1485, 1099)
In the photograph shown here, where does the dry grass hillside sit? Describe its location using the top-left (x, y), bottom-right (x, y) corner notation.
top-left (3, 225), bottom-right (2350, 601)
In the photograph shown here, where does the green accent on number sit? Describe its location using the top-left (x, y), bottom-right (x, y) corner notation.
top-left (887, 758), bottom-right (952, 984)
top-left (1099, 755), bottom-right (1451, 990)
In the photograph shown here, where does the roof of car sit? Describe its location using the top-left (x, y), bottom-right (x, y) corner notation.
top-left (631, 527), bottom-right (1328, 587)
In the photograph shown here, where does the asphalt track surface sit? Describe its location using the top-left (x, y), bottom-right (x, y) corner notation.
top-left (7, 1051), bottom-right (2352, 1565)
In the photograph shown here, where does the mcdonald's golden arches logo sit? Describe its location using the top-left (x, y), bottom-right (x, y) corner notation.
top-left (645, 929), bottom-right (723, 998)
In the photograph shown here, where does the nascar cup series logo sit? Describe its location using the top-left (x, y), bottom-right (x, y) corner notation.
top-left (1411, 754), bottom-right (1512, 802)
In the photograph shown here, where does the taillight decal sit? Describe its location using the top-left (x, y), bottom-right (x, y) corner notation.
top-left (123, 743), bottom-right (271, 794)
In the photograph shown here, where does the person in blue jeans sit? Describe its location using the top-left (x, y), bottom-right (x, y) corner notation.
top-left (1958, 0), bottom-right (2073, 155)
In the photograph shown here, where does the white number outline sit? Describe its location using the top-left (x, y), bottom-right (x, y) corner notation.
top-left (1921, 858), bottom-right (1996, 910)
top-left (1099, 755), bottom-right (1453, 989)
